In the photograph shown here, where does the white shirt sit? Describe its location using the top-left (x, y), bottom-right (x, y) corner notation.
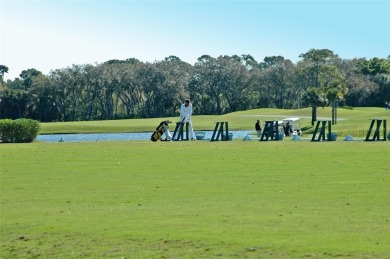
top-left (180, 103), bottom-right (192, 122)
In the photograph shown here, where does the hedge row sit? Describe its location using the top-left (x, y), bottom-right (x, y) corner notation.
top-left (0, 118), bottom-right (40, 143)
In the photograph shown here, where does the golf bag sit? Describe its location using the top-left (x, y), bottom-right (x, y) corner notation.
top-left (150, 120), bottom-right (172, 142)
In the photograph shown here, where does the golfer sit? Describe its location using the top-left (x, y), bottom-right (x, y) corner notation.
top-left (255, 119), bottom-right (262, 137)
top-left (179, 99), bottom-right (194, 140)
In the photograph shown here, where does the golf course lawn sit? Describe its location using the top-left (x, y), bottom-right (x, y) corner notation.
top-left (38, 107), bottom-right (390, 137)
top-left (1, 140), bottom-right (389, 258)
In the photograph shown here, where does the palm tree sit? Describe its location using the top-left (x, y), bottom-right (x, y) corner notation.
top-left (303, 87), bottom-right (327, 125)
top-left (326, 83), bottom-right (348, 125)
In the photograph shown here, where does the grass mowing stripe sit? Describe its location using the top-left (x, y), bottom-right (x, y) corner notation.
top-left (1, 141), bottom-right (389, 258)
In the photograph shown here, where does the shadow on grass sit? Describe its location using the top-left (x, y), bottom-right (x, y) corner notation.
top-left (301, 126), bottom-right (314, 134)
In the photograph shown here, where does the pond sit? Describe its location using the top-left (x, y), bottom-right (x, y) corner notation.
top-left (36, 130), bottom-right (253, 142)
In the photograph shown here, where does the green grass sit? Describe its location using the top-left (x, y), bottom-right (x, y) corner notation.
top-left (1, 141), bottom-right (389, 258)
top-left (39, 107), bottom-right (390, 138)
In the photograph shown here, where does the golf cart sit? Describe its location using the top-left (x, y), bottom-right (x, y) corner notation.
top-left (281, 117), bottom-right (301, 136)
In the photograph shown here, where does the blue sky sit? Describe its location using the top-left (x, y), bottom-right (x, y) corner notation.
top-left (1, 0), bottom-right (389, 80)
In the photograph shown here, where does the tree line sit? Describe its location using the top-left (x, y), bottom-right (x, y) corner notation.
top-left (0, 49), bottom-right (389, 124)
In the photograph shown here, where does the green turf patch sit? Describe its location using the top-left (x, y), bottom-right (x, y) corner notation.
top-left (1, 141), bottom-right (389, 258)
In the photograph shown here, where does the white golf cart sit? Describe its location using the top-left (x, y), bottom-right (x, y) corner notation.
top-left (280, 117), bottom-right (301, 136)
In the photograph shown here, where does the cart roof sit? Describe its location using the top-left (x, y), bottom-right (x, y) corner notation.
top-left (283, 117), bottom-right (300, 122)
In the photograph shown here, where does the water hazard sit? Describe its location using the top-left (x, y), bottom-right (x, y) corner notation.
top-left (36, 131), bottom-right (253, 142)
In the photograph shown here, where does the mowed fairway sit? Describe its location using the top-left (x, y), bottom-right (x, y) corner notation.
top-left (1, 140), bottom-right (389, 258)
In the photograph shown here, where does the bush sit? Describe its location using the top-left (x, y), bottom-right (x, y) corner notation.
top-left (0, 119), bottom-right (40, 143)
top-left (0, 119), bottom-right (14, 143)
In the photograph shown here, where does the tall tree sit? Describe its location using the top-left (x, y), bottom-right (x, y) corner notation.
top-left (298, 49), bottom-right (342, 125)
top-left (303, 87), bottom-right (327, 124)
top-left (190, 55), bottom-right (225, 114)
top-left (98, 63), bottom-right (121, 120)
top-left (216, 55), bottom-right (252, 112)
top-left (20, 68), bottom-right (43, 90)
top-left (241, 54), bottom-right (258, 70)
top-left (0, 86), bottom-right (29, 119)
top-left (325, 82), bottom-right (348, 125)
top-left (258, 56), bottom-right (298, 109)
top-left (0, 65), bottom-right (9, 87)
top-left (139, 63), bottom-right (167, 117)
top-left (49, 66), bottom-right (85, 121)
top-left (358, 57), bottom-right (390, 107)
top-left (116, 62), bottom-right (145, 118)
top-left (27, 73), bottom-right (58, 121)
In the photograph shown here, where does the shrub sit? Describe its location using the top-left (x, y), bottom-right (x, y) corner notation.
top-left (0, 119), bottom-right (14, 143)
top-left (0, 119), bottom-right (40, 143)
